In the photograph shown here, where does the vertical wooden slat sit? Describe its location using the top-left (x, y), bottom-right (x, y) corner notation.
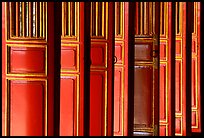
top-left (35, 2), bottom-right (38, 37)
top-left (144, 2), bottom-right (147, 34)
top-left (140, 2), bottom-right (143, 34)
top-left (9, 2), bottom-right (13, 37)
top-left (26, 2), bottom-right (29, 36)
top-left (39, 2), bottom-right (42, 37)
top-left (135, 2), bottom-right (139, 35)
top-left (22, 2), bottom-right (26, 37)
top-left (96, 2), bottom-right (98, 36)
top-left (149, 2), bottom-right (153, 34)
top-left (67, 2), bottom-right (70, 36)
top-left (62, 3), bottom-right (64, 37)
top-left (29, 2), bottom-right (32, 37)
top-left (16, 2), bottom-right (19, 37)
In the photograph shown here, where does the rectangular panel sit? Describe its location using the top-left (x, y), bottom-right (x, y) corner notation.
top-left (159, 42), bottom-right (167, 61)
top-left (60, 76), bottom-right (77, 136)
top-left (7, 46), bottom-right (46, 75)
top-left (90, 71), bottom-right (105, 136)
top-left (175, 117), bottom-right (182, 135)
top-left (61, 45), bottom-right (79, 72)
top-left (9, 80), bottom-right (45, 136)
top-left (175, 39), bottom-right (182, 57)
top-left (134, 66), bottom-right (153, 129)
top-left (115, 42), bottom-right (123, 64)
top-left (191, 111), bottom-right (197, 127)
top-left (91, 43), bottom-right (107, 68)
top-left (159, 64), bottom-right (167, 121)
top-left (191, 59), bottom-right (196, 107)
top-left (159, 125), bottom-right (166, 136)
top-left (114, 67), bottom-right (122, 135)
top-left (175, 60), bottom-right (181, 113)
top-left (134, 43), bottom-right (153, 61)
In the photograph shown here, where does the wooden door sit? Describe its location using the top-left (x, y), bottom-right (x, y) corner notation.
top-left (60, 2), bottom-right (90, 136)
top-left (133, 2), bottom-right (160, 136)
top-left (114, 2), bottom-right (131, 136)
top-left (159, 2), bottom-right (176, 136)
top-left (2, 2), bottom-right (61, 136)
top-left (89, 2), bottom-right (114, 136)
top-left (191, 2), bottom-right (201, 133)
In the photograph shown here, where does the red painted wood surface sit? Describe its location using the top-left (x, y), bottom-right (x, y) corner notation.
top-left (133, 2), bottom-right (160, 136)
top-left (114, 2), bottom-right (130, 136)
top-left (159, 2), bottom-right (175, 136)
top-left (191, 2), bottom-right (201, 133)
top-left (175, 2), bottom-right (187, 136)
top-left (2, 2), bottom-right (59, 136)
top-left (60, 2), bottom-right (90, 136)
top-left (89, 2), bottom-right (114, 136)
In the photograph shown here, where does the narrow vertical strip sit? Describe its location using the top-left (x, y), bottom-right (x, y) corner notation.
top-left (16, 2), bottom-right (19, 37)
top-left (29, 2), bottom-right (32, 37)
top-left (9, 2), bottom-right (13, 37)
top-left (62, 2), bottom-right (64, 37)
top-left (26, 2), bottom-right (29, 37)
top-left (35, 2), bottom-right (38, 37)
top-left (140, 2), bottom-right (143, 34)
top-left (102, 2), bottom-right (105, 37)
top-left (39, 2), bottom-right (42, 37)
top-left (68, 2), bottom-right (70, 36)
top-left (144, 2), bottom-right (147, 34)
top-left (22, 2), bottom-right (26, 37)
top-left (96, 2), bottom-right (98, 36)
top-left (33, 2), bottom-right (36, 37)
top-left (149, 2), bottom-right (153, 34)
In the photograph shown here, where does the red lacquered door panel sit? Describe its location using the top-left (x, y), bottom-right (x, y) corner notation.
top-left (89, 2), bottom-right (114, 136)
top-left (133, 2), bottom-right (160, 136)
top-left (2, 2), bottom-right (60, 136)
top-left (60, 2), bottom-right (90, 136)
top-left (191, 2), bottom-right (201, 133)
top-left (159, 2), bottom-right (175, 136)
top-left (114, 2), bottom-right (131, 136)
top-left (175, 2), bottom-right (187, 136)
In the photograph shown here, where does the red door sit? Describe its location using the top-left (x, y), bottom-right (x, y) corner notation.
top-left (191, 2), bottom-right (201, 133)
top-left (133, 2), bottom-right (160, 136)
top-left (89, 2), bottom-right (114, 136)
top-left (2, 2), bottom-right (60, 136)
top-left (159, 2), bottom-right (176, 136)
top-left (60, 2), bottom-right (90, 136)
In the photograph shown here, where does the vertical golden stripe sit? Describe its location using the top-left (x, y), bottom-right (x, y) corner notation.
top-left (42, 2), bottom-right (46, 37)
top-left (65, 2), bottom-right (67, 36)
top-left (146, 2), bottom-right (149, 35)
top-left (70, 2), bottom-right (73, 36)
top-left (68, 2), bottom-right (71, 36)
top-left (140, 2), bottom-right (143, 34)
top-left (16, 2), bottom-right (19, 37)
top-left (175, 2), bottom-right (177, 34)
top-left (22, 2), bottom-right (26, 37)
top-left (90, 3), bottom-right (93, 36)
top-left (29, 2), bottom-right (32, 37)
top-left (62, 3), bottom-right (64, 37)
top-left (115, 2), bottom-right (117, 36)
top-left (102, 2), bottom-right (105, 37)
top-left (144, 2), bottom-right (147, 34)
top-left (160, 2), bottom-right (162, 35)
top-left (39, 2), bottom-right (42, 37)
top-left (153, 2), bottom-right (155, 33)
top-left (9, 3), bottom-right (13, 37)
top-left (96, 2), bottom-right (98, 36)
top-left (149, 2), bottom-right (152, 34)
